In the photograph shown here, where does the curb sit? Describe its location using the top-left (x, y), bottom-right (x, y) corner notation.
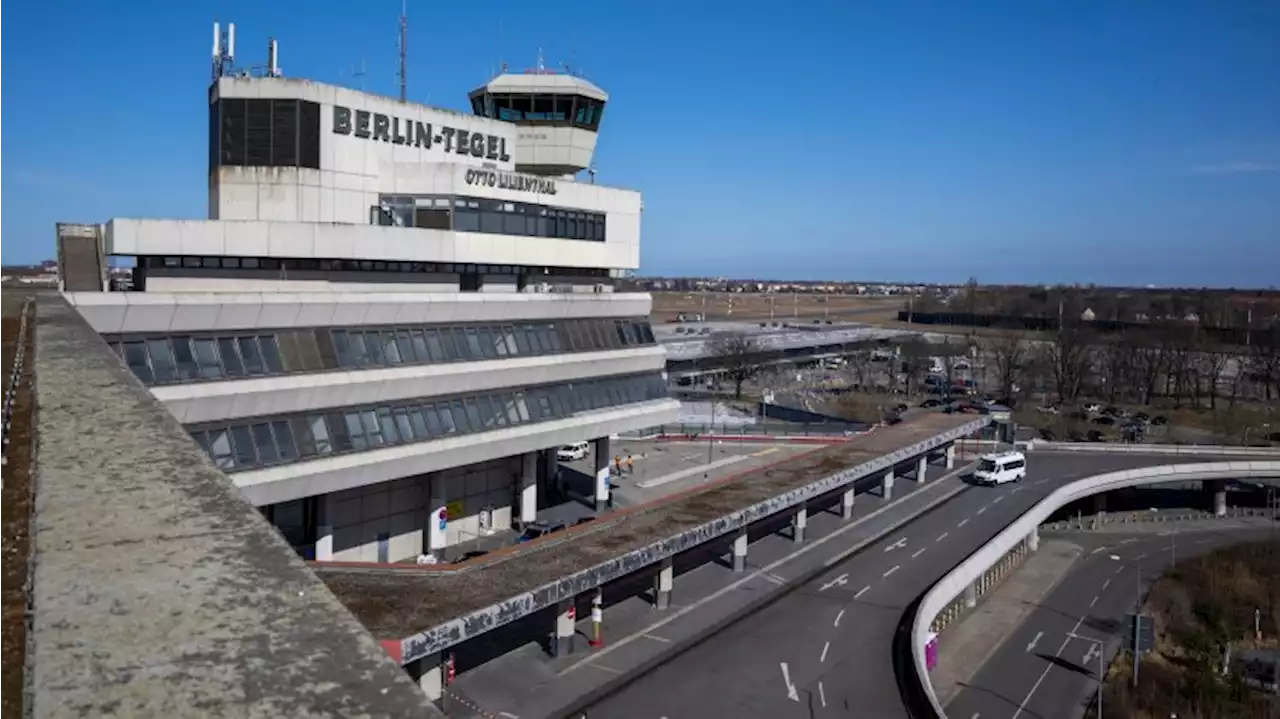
top-left (544, 467), bottom-right (976, 719)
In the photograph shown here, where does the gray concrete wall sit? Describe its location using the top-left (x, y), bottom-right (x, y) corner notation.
top-left (28, 294), bottom-right (434, 718)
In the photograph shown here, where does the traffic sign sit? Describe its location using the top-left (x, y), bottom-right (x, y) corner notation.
top-left (1126, 613), bottom-right (1155, 653)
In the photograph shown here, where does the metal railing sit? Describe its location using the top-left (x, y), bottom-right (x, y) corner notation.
top-left (620, 422), bottom-right (861, 438)
top-left (2, 297), bottom-right (35, 473)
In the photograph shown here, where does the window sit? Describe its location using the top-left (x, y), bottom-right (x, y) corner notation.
top-left (192, 337), bottom-right (223, 378)
top-left (171, 338), bottom-right (200, 380)
top-left (345, 412), bottom-right (368, 450)
top-left (272, 420), bottom-right (298, 461)
top-left (259, 335), bottom-right (284, 373)
top-left (394, 331), bottom-right (416, 364)
top-left (214, 98), bottom-right (320, 169)
top-left (207, 429), bottom-right (235, 470)
top-left (144, 339), bottom-right (177, 383)
top-left (230, 425), bottom-right (257, 466)
top-left (218, 338), bottom-right (246, 377)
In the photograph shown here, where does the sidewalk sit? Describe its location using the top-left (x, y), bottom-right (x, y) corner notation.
top-left (931, 540), bottom-right (1082, 707)
top-left (443, 461), bottom-right (977, 719)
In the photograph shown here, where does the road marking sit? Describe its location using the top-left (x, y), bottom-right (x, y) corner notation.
top-left (1012, 486), bottom-right (1023, 493)
top-left (912, 547), bottom-right (927, 559)
top-left (834, 608), bottom-right (845, 627)
top-left (1089, 595), bottom-right (1098, 608)
top-left (637, 454), bottom-right (747, 488)
top-left (498, 713), bottom-right (519, 719)
top-left (642, 633), bottom-right (671, 643)
top-left (1134, 553), bottom-right (1146, 560)
top-left (780, 662), bottom-right (800, 702)
top-left (1091, 546), bottom-right (1109, 555)
top-left (993, 495), bottom-right (1005, 504)
top-left (820, 641), bottom-right (830, 663)
top-left (1034, 478), bottom-right (1048, 484)
top-left (1102, 578), bottom-right (1110, 591)
top-left (958, 518), bottom-right (971, 528)
top-left (1114, 565), bottom-right (1124, 575)
top-left (558, 462), bottom-right (976, 676)
top-left (589, 663), bottom-right (625, 674)
top-left (1083, 642), bottom-right (1101, 668)
top-left (884, 565), bottom-right (900, 578)
top-left (818, 680), bottom-right (828, 708)
top-left (820, 573), bottom-right (850, 592)
top-left (977, 506), bottom-right (988, 515)
top-left (936, 532), bottom-right (949, 542)
top-left (971, 714), bottom-right (981, 719)
top-left (1119, 538), bottom-right (1137, 545)
top-left (763, 572), bottom-right (786, 585)
top-left (751, 447), bottom-right (781, 458)
top-left (855, 586), bottom-right (870, 599)
top-left (1026, 631), bottom-right (1043, 653)
top-left (1012, 614), bottom-right (1089, 718)
top-left (884, 537), bottom-right (908, 552)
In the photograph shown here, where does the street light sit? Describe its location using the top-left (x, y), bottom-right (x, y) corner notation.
top-left (1109, 554), bottom-right (1143, 688)
top-left (1065, 630), bottom-right (1107, 718)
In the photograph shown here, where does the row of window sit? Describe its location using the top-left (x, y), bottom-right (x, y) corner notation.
top-left (188, 373), bottom-right (668, 472)
top-left (469, 93), bottom-right (607, 131)
top-left (138, 256), bottom-right (614, 279)
top-left (212, 98), bottom-right (322, 170)
top-left (109, 318), bottom-right (657, 385)
top-left (374, 195), bottom-right (606, 242)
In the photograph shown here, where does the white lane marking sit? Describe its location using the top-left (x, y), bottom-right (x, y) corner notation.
top-left (1034, 478), bottom-right (1049, 485)
top-left (1026, 631), bottom-right (1043, 653)
top-left (1134, 553), bottom-right (1147, 560)
top-left (1102, 578), bottom-right (1111, 591)
top-left (958, 518), bottom-right (971, 528)
top-left (763, 572), bottom-right (786, 585)
top-left (1082, 642), bottom-right (1101, 668)
top-left (855, 586), bottom-right (871, 599)
top-left (819, 680), bottom-right (828, 708)
top-left (1012, 614), bottom-right (1089, 718)
top-left (993, 495), bottom-right (1005, 504)
top-left (936, 532), bottom-right (949, 543)
top-left (1012, 486), bottom-right (1023, 493)
top-left (971, 714), bottom-right (981, 719)
top-left (977, 506), bottom-right (988, 515)
top-left (912, 547), bottom-right (927, 559)
top-left (498, 713), bottom-right (520, 719)
top-left (780, 662), bottom-right (800, 702)
top-left (559, 463), bottom-right (976, 676)
top-left (820, 641), bottom-right (830, 663)
top-left (589, 663), bottom-right (624, 674)
top-left (834, 608), bottom-right (845, 627)
top-left (1119, 538), bottom-right (1137, 545)
top-left (642, 633), bottom-right (671, 643)
top-left (885, 537), bottom-right (908, 552)
top-left (1091, 546), bottom-right (1109, 555)
top-left (1089, 596), bottom-right (1099, 608)
top-left (820, 573), bottom-right (850, 592)
top-left (1114, 565), bottom-right (1124, 575)
top-left (884, 565), bottom-right (900, 578)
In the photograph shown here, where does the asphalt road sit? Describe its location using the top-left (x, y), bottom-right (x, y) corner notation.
top-left (946, 524), bottom-right (1279, 719)
top-left (580, 452), bottom-right (1267, 719)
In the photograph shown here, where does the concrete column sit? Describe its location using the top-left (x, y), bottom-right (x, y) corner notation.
top-left (793, 506), bottom-right (807, 543)
top-left (945, 444), bottom-right (956, 470)
top-left (554, 599), bottom-right (576, 657)
top-left (732, 528), bottom-right (748, 572)
top-left (1214, 488), bottom-right (1227, 517)
top-left (916, 455), bottom-right (928, 484)
top-left (314, 494), bottom-right (333, 561)
top-left (654, 558), bottom-right (674, 609)
top-left (964, 582), bottom-right (978, 609)
top-left (841, 488), bottom-right (855, 520)
top-left (593, 437), bottom-right (612, 512)
top-left (1028, 525), bottom-right (1040, 552)
top-left (882, 470), bottom-right (895, 501)
top-left (427, 473), bottom-right (448, 558)
top-left (415, 653), bottom-right (443, 701)
top-left (519, 451), bottom-right (538, 524)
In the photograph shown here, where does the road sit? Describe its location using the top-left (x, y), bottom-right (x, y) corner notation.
top-left (579, 452), bottom-right (1269, 719)
top-left (946, 524), bottom-right (1278, 719)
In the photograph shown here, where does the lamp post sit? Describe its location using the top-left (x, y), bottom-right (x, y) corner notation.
top-left (1110, 554), bottom-right (1142, 688)
top-left (1065, 631), bottom-right (1106, 718)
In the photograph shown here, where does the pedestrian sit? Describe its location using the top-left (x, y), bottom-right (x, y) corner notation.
top-left (625, 452), bottom-right (634, 475)
top-left (614, 454), bottom-right (622, 476)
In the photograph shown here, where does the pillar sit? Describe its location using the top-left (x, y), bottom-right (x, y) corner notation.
top-left (554, 599), bottom-right (576, 657)
top-left (654, 558), bottom-right (673, 609)
top-left (964, 582), bottom-right (977, 609)
top-left (945, 444), bottom-right (956, 470)
top-left (519, 451), bottom-right (538, 524)
top-left (427, 474), bottom-right (448, 558)
top-left (1214, 488), bottom-right (1227, 517)
top-left (314, 494), bottom-right (333, 561)
top-left (841, 488), bottom-right (855, 520)
top-left (1028, 525), bottom-right (1040, 552)
top-left (793, 507), bottom-right (807, 543)
top-left (916, 455), bottom-right (928, 484)
top-left (732, 528), bottom-right (748, 572)
top-left (415, 653), bottom-right (444, 701)
top-left (593, 437), bottom-right (612, 512)
top-left (882, 470), bottom-right (895, 501)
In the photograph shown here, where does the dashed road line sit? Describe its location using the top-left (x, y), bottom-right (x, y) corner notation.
top-left (818, 680), bottom-right (828, 708)
top-left (763, 572), bottom-right (786, 585)
top-left (589, 663), bottom-right (625, 674)
top-left (884, 565), bottom-right (900, 578)
top-left (958, 518), bottom-right (971, 528)
top-left (936, 532), bottom-right (949, 542)
top-left (1102, 578), bottom-right (1110, 591)
top-left (820, 641), bottom-right (830, 663)
top-left (1114, 565), bottom-right (1124, 575)
top-left (1089, 595), bottom-right (1098, 608)
top-left (912, 547), bottom-right (927, 559)
top-left (834, 608), bottom-right (845, 627)
top-left (855, 586), bottom-right (870, 599)
top-left (1134, 553), bottom-right (1146, 560)
top-left (642, 633), bottom-right (671, 643)
top-left (993, 495), bottom-right (1005, 504)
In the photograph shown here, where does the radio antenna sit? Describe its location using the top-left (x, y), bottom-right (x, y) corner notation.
top-left (397, 0), bottom-right (408, 101)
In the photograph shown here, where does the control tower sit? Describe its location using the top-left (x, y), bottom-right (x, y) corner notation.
top-left (468, 61), bottom-right (607, 178)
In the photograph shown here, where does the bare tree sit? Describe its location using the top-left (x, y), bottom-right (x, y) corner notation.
top-left (706, 332), bottom-right (761, 400)
top-left (985, 334), bottom-right (1029, 405)
top-left (897, 339), bottom-right (933, 398)
top-left (1197, 348), bottom-right (1230, 410)
top-left (1043, 324), bottom-right (1095, 404)
top-left (845, 349), bottom-right (872, 392)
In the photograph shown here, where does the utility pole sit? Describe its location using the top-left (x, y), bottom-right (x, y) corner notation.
top-left (1133, 565), bottom-right (1141, 688)
top-left (397, 0), bottom-right (408, 102)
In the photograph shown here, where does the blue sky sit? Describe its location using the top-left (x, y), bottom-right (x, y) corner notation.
top-left (3, 1), bottom-right (1278, 287)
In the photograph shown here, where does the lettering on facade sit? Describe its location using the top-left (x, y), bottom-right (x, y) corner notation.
top-left (331, 105), bottom-right (512, 161)
top-left (464, 168), bottom-right (558, 196)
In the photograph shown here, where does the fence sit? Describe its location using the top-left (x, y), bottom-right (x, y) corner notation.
top-left (2, 297), bottom-right (35, 473)
top-left (620, 422), bottom-right (859, 438)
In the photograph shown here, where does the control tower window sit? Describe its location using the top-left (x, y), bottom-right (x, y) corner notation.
top-left (212, 97), bottom-right (321, 170)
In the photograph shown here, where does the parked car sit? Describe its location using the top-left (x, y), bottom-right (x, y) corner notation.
top-left (556, 442), bottom-right (589, 462)
top-left (1086, 429), bottom-right (1107, 442)
top-left (1151, 415), bottom-right (1169, 426)
top-left (920, 399), bottom-right (942, 408)
top-left (1091, 415), bottom-right (1116, 426)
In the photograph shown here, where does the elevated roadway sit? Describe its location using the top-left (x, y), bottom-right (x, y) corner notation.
top-left (577, 451), bottom-right (1279, 719)
top-left (947, 525), bottom-right (1277, 719)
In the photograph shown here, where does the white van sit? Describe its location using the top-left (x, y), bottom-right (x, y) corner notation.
top-left (556, 442), bottom-right (589, 462)
top-left (973, 451), bottom-right (1027, 485)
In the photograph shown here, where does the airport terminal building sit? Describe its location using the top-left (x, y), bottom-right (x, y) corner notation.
top-left (57, 42), bottom-right (678, 563)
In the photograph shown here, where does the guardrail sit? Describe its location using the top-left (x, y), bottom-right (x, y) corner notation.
top-left (400, 416), bottom-right (990, 661)
top-left (620, 422), bottom-right (859, 438)
top-left (2, 297), bottom-right (34, 470)
top-left (910, 460), bottom-right (1280, 718)
top-left (1021, 440), bottom-right (1280, 456)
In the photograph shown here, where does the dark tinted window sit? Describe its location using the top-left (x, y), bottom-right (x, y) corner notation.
top-left (299, 100), bottom-right (320, 169)
top-left (245, 99), bottom-right (272, 165)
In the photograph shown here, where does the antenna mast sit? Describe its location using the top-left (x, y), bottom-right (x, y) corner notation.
top-left (397, 0), bottom-right (408, 101)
